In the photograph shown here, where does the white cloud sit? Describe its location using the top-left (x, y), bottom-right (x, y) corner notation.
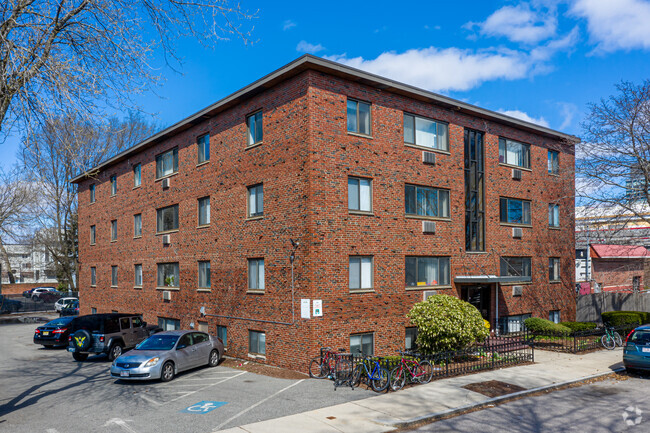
top-left (282, 20), bottom-right (296, 31)
top-left (470, 4), bottom-right (557, 44)
top-left (498, 109), bottom-right (550, 127)
top-left (570, 0), bottom-right (650, 52)
top-left (296, 41), bottom-right (325, 54)
top-left (556, 102), bottom-right (578, 130)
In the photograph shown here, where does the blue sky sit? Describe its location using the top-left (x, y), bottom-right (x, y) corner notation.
top-left (3, 0), bottom-right (650, 169)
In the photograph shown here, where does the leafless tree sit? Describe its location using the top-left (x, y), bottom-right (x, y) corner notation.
top-left (1, 0), bottom-right (255, 145)
top-left (20, 113), bottom-right (156, 289)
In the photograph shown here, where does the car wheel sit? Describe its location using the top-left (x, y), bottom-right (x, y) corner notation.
top-left (208, 349), bottom-right (220, 367)
top-left (108, 343), bottom-right (123, 361)
top-left (161, 361), bottom-right (175, 382)
top-left (73, 352), bottom-right (88, 361)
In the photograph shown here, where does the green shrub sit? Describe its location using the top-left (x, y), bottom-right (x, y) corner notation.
top-left (601, 311), bottom-right (649, 327)
top-left (559, 321), bottom-right (598, 332)
top-left (524, 317), bottom-right (571, 335)
top-left (406, 294), bottom-right (489, 353)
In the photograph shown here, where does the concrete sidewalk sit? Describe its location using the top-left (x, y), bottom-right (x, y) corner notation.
top-left (217, 349), bottom-right (625, 433)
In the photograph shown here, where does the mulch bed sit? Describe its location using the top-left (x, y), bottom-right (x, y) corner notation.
top-left (220, 357), bottom-right (308, 380)
top-left (462, 380), bottom-right (527, 397)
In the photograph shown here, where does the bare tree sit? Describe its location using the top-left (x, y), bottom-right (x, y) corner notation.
top-left (0, 168), bottom-right (35, 284)
top-left (1, 0), bottom-right (255, 144)
top-left (20, 113), bottom-right (156, 289)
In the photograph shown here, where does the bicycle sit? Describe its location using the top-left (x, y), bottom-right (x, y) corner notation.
top-left (601, 324), bottom-right (623, 350)
top-left (389, 350), bottom-right (433, 391)
top-left (309, 347), bottom-right (345, 379)
top-left (350, 354), bottom-right (390, 392)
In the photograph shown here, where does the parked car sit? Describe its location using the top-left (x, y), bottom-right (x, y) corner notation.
top-left (0, 295), bottom-right (23, 314)
top-left (34, 316), bottom-right (75, 348)
top-left (30, 287), bottom-right (58, 301)
top-left (67, 313), bottom-right (162, 361)
top-left (59, 300), bottom-right (79, 317)
top-left (39, 291), bottom-right (64, 303)
top-left (624, 325), bottom-right (650, 372)
top-left (55, 297), bottom-right (78, 312)
top-left (110, 330), bottom-right (223, 382)
top-left (23, 288), bottom-right (38, 298)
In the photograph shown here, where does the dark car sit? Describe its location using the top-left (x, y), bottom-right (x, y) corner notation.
top-left (34, 317), bottom-right (75, 348)
top-left (39, 291), bottom-right (63, 303)
top-left (59, 300), bottom-right (79, 317)
top-left (0, 295), bottom-right (22, 314)
top-left (67, 313), bottom-right (162, 361)
top-left (22, 288), bottom-right (38, 298)
top-left (623, 325), bottom-right (650, 372)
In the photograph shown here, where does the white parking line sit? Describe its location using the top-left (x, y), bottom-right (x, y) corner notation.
top-left (169, 371), bottom-right (247, 402)
top-left (139, 371), bottom-right (247, 406)
top-left (212, 379), bottom-right (305, 431)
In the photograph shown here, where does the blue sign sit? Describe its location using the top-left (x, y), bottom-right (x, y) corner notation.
top-left (181, 401), bottom-right (227, 414)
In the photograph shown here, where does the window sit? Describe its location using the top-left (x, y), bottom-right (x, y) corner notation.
top-left (403, 114), bottom-right (449, 151)
top-left (155, 147), bottom-right (179, 179)
top-left (500, 257), bottom-right (532, 280)
top-left (111, 220), bottom-right (117, 241)
top-left (158, 317), bottom-right (180, 331)
top-left (248, 258), bottom-right (265, 291)
top-left (198, 197), bottom-right (210, 226)
top-left (549, 310), bottom-right (560, 324)
top-left (347, 99), bottom-right (371, 135)
top-left (110, 175), bottom-right (117, 195)
top-left (157, 204), bottom-right (179, 232)
top-left (133, 163), bottom-right (141, 187)
top-left (111, 266), bottom-right (118, 287)
top-left (247, 184), bottom-right (263, 218)
top-left (405, 327), bottom-right (418, 351)
top-left (90, 184), bottom-right (95, 203)
top-left (548, 204), bottom-right (560, 228)
top-left (349, 256), bottom-right (373, 291)
top-left (157, 262), bottom-right (180, 288)
top-left (217, 325), bottom-right (227, 347)
top-left (198, 133), bottom-right (210, 163)
top-left (198, 261), bottom-right (211, 289)
top-left (549, 257), bottom-right (560, 282)
top-left (348, 177), bottom-right (372, 212)
top-left (134, 214), bottom-right (142, 237)
top-left (499, 138), bottom-right (530, 168)
top-left (500, 198), bottom-right (531, 225)
top-left (405, 256), bottom-right (450, 287)
top-left (465, 129), bottom-right (485, 251)
top-left (90, 225), bottom-right (96, 245)
top-left (134, 264), bottom-right (143, 287)
top-left (350, 333), bottom-right (374, 356)
top-left (91, 307), bottom-right (97, 314)
top-left (90, 267), bottom-right (96, 286)
top-left (498, 314), bottom-right (531, 334)
top-left (249, 330), bottom-right (266, 355)
top-left (405, 185), bottom-right (450, 218)
top-left (633, 276), bottom-right (641, 291)
top-left (548, 150), bottom-right (559, 174)
top-left (120, 317), bottom-right (131, 330)
top-left (247, 111), bottom-right (263, 146)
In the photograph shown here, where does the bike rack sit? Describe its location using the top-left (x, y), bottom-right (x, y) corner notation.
top-left (333, 352), bottom-right (354, 390)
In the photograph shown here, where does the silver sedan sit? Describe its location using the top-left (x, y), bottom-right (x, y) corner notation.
top-left (109, 330), bottom-right (223, 382)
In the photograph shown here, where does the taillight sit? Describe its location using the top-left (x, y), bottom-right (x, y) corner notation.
top-left (625, 329), bottom-right (636, 345)
top-left (68, 336), bottom-right (72, 341)
top-left (99, 336), bottom-right (105, 342)
top-left (53, 328), bottom-right (67, 334)
top-left (35, 329), bottom-right (40, 334)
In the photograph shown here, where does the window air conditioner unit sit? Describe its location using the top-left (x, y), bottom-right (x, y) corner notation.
top-left (162, 178), bottom-right (170, 189)
top-left (423, 290), bottom-right (437, 300)
top-left (422, 151), bottom-right (436, 165)
top-left (512, 169), bottom-right (522, 180)
top-left (512, 285), bottom-right (523, 297)
top-left (162, 234), bottom-right (171, 245)
top-left (162, 290), bottom-right (171, 301)
top-left (512, 227), bottom-right (523, 239)
top-left (422, 221), bottom-right (436, 234)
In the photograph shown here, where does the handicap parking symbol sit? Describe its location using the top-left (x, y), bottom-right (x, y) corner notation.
top-left (181, 401), bottom-right (227, 414)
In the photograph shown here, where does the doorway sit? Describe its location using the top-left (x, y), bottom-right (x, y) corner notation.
top-left (461, 285), bottom-right (491, 322)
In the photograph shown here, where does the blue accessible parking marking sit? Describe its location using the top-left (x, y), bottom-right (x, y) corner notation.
top-left (181, 401), bottom-right (227, 414)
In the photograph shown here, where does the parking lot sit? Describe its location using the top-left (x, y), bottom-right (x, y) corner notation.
top-left (0, 319), bottom-right (375, 433)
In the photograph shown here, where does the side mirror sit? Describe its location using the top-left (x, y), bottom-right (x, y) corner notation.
top-left (141, 321), bottom-right (147, 327)
top-left (177, 344), bottom-right (186, 350)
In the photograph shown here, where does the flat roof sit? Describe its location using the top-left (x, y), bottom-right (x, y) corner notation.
top-left (71, 54), bottom-right (579, 183)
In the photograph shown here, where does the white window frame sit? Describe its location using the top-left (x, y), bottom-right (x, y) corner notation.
top-left (158, 317), bottom-right (181, 331)
top-left (247, 111), bottom-right (263, 146)
top-left (134, 214), bottom-right (142, 237)
top-left (110, 220), bottom-right (117, 241)
top-left (248, 330), bottom-right (266, 355)
top-left (349, 256), bottom-right (373, 291)
top-left (248, 258), bottom-right (265, 291)
top-left (155, 148), bottom-right (179, 179)
top-left (198, 133), bottom-right (210, 163)
top-left (405, 327), bottom-right (418, 351)
top-left (350, 332), bottom-right (374, 356)
top-left (90, 225), bottom-right (96, 245)
top-left (500, 256), bottom-right (532, 280)
top-left (405, 256), bottom-right (451, 287)
top-left (405, 184), bottom-right (450, 218)
top-left (134, 264), bottom-right (143, 287)
top-left (133, 163), bottom-right (141, 188)
top-left (549, 310), bottom-right (561, 323)
top-left (347, 99), bottom-right (371, 135)
top-left (549, 257), bottom-right (561, 282)
top-left (90, 267), bottom-right (96, 286)
top-left (198, 197), bottom-right (210, 226)
top-left (247, 184), bottom-right (264, 218)
top-left (549, 204), bottom-right (560, 228)
top-left (111, 265), bottom-right (118, 287)
top-left (548, 150), bottom-right (559, 174)
top-left (348, 177), bottom-right (372, 212)
top-left (499, 138), bottom-right (530, 169)
top-left (198, 261), bottom-right (211, 289)
top-left (403, 113), bottom-right (449, 151)
top-left (157, 262), bottom-right (180, 288)
top-left (156, 204), bottom-right (179, 233)
top-left (110, 175), bottom-right (117, 196)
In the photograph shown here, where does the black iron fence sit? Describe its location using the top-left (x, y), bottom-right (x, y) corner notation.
top-left (0, 293), bottom-right (77, 314)
top-left (529, 323), bottom-right (637, 353)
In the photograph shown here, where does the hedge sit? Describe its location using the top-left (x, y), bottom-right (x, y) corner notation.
top-left (523, 317), bottom-right (571, 335)
top-left (601, 311), bottom-right (650, 327)
top-left (559, 321), bottom-right (598, 332)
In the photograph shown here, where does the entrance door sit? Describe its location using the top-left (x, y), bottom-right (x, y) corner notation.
top-left (461, 285), bottom-right (491, 322)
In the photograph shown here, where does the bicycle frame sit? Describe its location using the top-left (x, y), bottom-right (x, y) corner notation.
top-left (396, 357), bottom-right (424, 380)
top-left (358, 358), bottom-right (383, 380)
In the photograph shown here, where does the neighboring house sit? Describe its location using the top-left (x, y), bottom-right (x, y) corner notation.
top-left (71, 55), bottom-right (577, 369)
top-left (589, 244), bottom-right (650, 293)
top-left (1, 243), bottom-right (57, 285)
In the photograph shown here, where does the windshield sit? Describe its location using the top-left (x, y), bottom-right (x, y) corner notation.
top-left (136, 335), bottom-right (179, 351)
top-left (46, 317), bottom-right (73, 327)
top-left (631, 330), bottom-right (650, 345)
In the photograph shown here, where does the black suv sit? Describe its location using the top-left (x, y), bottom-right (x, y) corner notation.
top-left (67, 313), bottom-right (161, 361)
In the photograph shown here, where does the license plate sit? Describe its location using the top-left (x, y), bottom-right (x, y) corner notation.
top-left (42, 331), bottom-right (49, 336)
top-left (642, 347), bottom-right (650, 353)
top-left (67, 347), bottom-right (74, 352)
top-left (120, 371), bottom-right (130, 377)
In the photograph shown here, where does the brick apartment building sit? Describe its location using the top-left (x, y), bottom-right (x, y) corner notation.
top-left (72, 55), bottom-right (577, 369)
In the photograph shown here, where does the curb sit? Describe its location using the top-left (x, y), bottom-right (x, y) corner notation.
top-left (385, 367), bottom-right (626, 429)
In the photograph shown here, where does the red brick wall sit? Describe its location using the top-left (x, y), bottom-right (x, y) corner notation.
top-left (0, 282), bottom-right (58, 295)
top-left (77, 67), bottom-right (575, 370)
top-left (592, 258), bottom-right (645, 292)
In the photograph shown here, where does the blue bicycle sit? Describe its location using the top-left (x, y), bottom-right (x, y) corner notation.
top-left (351, 355), bottom-right (390, 392)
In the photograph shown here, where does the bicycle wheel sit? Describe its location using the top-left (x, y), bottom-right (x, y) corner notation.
top-left (416, 360), bottom-right (434, 384)
top-left (308, 357), bottom-right (327, 378)
top-left (351, 364), bottom-right (363, 387)
top-left (601, 334), bottom-right (615, 350)
top-left (370, 366), bottom-right (390, 392)
top-left (389, 366), bottom-right (406, 392)
top-left (614, 332), bottom-right (623, 347)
